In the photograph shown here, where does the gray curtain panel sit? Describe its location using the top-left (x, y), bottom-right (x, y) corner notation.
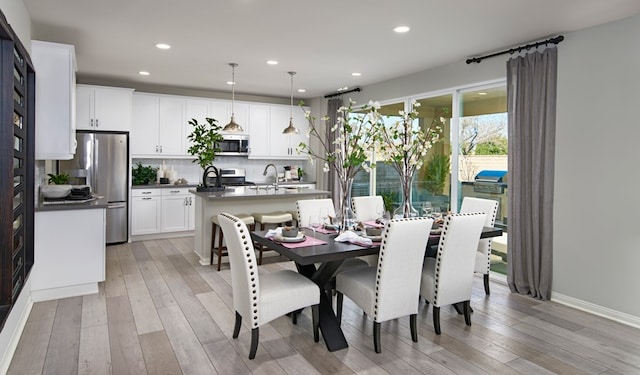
top-left (506, 47), bottom-right (557, 300)
top-left (327, 98), bottom-right (343, 208)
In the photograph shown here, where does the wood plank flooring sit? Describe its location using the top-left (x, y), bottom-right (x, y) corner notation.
top-left (8, 236), bottom-right (640, 374)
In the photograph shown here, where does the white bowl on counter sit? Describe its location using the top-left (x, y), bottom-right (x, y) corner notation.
top-left (41, 184), bottom-right (72, 199)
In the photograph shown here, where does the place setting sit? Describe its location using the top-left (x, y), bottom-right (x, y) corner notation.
top-left (266, 225), bottom-right (327, 248)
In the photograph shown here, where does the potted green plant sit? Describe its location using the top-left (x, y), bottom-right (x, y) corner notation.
top-left (132, 162), bottom-right (158, 185)
top-left (187, 117), bottom-right (225, 192)
top-left (41, 173), bottom-right (72, 198)
top-left (47, 173), bottom-right (70, 184)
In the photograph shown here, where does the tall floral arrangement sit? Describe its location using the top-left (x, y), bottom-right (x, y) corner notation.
top-left (373, 100), bottom-right (444, 217)
top-left (297, 99), bottom-right (378, 228)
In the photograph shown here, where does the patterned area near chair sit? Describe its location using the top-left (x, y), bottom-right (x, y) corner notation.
top-left (351, 195), bottom-right (385, 266)
top-left (420, 212), bottom-right (487, 335)
top-left (217, 212), bottom-right (320, 359)
top-left (459, 197), bottom-right (499, 295)
top-left (335, 217), bottom-right (433, 353)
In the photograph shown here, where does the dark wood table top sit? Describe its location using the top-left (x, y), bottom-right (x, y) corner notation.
top-left (251, 226), bottom-right (503, 266)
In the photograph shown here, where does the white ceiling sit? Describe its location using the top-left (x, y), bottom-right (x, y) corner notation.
top-left (23, 0), bottom-right (640, 99)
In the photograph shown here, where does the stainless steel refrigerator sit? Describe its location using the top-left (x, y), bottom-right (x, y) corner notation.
top-left (59, 131), bottom-right (129, 244)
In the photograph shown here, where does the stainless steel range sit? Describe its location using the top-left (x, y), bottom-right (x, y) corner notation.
top-left (207, 168), bottom-right (255, 187)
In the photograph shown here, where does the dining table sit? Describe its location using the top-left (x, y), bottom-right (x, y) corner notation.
top-left (250, 225), bottom-right (503, 352)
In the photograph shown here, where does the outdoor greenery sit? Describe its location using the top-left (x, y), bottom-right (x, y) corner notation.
top-left (420, 153), bottom-right (450, 195)
top-left (476, 138), bottom-right (508, 155)
top-left (187, 117), bottom-right (224, 170)
top-left (132, 163), bottom-right (157, 185)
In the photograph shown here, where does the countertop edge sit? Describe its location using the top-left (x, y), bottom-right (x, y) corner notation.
top-left (35, 196), bottom-right (109, 211)
top-left (190, 188), bottom-right (330, 200)
top-left (131, 184), bottom-right (198, 189)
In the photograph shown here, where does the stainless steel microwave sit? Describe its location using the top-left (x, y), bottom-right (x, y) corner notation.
top-left (217, 134), bottom-right (249, 156)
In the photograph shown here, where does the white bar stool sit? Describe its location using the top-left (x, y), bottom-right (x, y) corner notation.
top-left (252, 211), bottom-right (293, 265)
top-left (211, 213), bottom-right (255, 271)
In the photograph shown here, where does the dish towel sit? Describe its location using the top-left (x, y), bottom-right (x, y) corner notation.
top-left (334, 231), bottom-right (373, 246)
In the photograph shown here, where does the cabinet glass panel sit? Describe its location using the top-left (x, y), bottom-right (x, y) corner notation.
top-left (13, 192), bottom-right (22, 210)
top-left (13, 234), bottom-right (23, 254)
top-left (13, 175), bottom-right (22, 188)
top-left (13, 112), bottom-right (22, 129)
top-left (13, 214), bottom-right (22, 232)
top-left (13, 90), bottom-right (22, 107)
top-left (13, 66), bottom-right (22, 86)
top-left (13, 254), bottom-right (23, 275)
top-left (13, 48), bottom-right (23, 66)
top-left (13, 157), bottom-right (22, 169)
top-left (14, 135), bottom-right (22, 152)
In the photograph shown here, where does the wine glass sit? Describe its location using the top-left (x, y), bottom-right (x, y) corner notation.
top-left (319, 208), bottom-right (329, 227)
top-left (422, 201), bottom-right (433, 217)
top-left (432, 206), bottom-right (442, 220)
top-left (309, 215), bottom-right (321, 237)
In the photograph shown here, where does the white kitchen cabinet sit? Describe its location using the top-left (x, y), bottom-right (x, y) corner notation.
top-left (131, 93), bottom-right (160, 155)
top-left (161, 188), bottom-right (190, 232)
top-left (32, 208), bottom-right (106, 301)
top-left (159, 97), bottom-right (186, 155)
top-left (248, 103), bottom-right (309, 160)
top-left (32, 40), bottom-right (77, 160)
top-left (76, 84), bottom-right (133, 131)
top-left (185, 98), bottom-right (210, 153)
top-left (132, 93), bottom-right (187, 157)
top-left (131, 188), bottom-right (162, 235)
top-left (211, 100), bottom-right (250, 135)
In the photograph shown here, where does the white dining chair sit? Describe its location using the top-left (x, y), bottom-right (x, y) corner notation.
top-left (459, 197), bottom-right (499, 295)
top-left (335, 217), bottom-right (433, 353)
top-left (217, 212), bottom-right (320, 359)
top-left (296, 198), bottom-right (336, 227)
top-left (420, 212), bottom-right (487, 335)
top-left (351, 195), bottom-right (384, 222)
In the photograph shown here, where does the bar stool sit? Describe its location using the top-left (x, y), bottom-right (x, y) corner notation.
top-left (211, 213), bottom-right (255, 271)
top-left (252, 211), bottom-right (293, 265)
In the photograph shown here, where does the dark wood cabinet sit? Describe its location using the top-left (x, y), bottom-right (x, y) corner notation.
top-left (0, 10), bottom-right (35, 330)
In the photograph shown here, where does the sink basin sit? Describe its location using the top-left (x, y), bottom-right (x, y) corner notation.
top-left (196, 185), bottom-right (225, 192)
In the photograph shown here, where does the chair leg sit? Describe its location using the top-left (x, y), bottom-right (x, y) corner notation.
top-left (433, 306), bottom-right (441, 335)
top-left (312, 304), bottom-right (320, 342)
top-left (373, 322), bottom-right (381, 353)
top-left (216, 228), bottom-right (225, 271)
top-left (483, 273), bottom-right (490, 295)
top-left (410, 314), bottom-right (418, 342)
top-left (292, 311), bottom-right (297, 325)
top-left (463, 300), bottom-right (472, 326)
top-left (233, 311), bottom-right (242, 338)
top-left (336, 292), bottom-right (343, 325)
top-left (210, 223), bottom-right (216, 265)
top-left (249, 327), bottom-right (259, 359)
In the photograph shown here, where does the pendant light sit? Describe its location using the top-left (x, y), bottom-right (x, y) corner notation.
top-left (282, 71), bottom-right (299, 134)
top-left (223, 63), bottom-right (243, 132)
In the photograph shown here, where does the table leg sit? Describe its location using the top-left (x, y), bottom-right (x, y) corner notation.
top-left (296, 261), bottom-right (349, 352)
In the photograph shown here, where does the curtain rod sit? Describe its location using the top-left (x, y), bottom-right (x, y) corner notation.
top-left (466, 35), bottom-right (564, 64)
top-left (324, 87), bottom-right (361, 99)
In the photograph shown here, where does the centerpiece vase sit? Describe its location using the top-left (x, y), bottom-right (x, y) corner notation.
top-left (336, 178), bottom-right (356, 231)
top-left (394, 173), bottom-right (419, 218)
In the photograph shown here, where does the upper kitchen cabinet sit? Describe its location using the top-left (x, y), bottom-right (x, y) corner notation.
top-left (248, 103), bottom-right (308, 160)
top-left (210, 99), bottom-right (250, 135)
top-left (32, 40), bottom-right (77, 160)
top-left (76, 84), bottom-right (133, 131)
top-left (132, 93), bottom-right (187, 157)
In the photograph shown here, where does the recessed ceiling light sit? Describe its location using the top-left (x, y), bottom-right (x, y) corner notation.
top-left (226, 80), bottom-right (236, 85)
top-left (478, 92), bottom-right (487, 95)
top-left (337, 86), bottom-right (349, 91)
top-left (393, 26), bottom-right (410, 33)
top-left (266, 60), bottom-right (278, 65)
top-left (351, 72), bottom-right (361, 77)
top-left (155, 43), bottom-right (171, 50)
top-left (297, 89), bottom-right (306, 93)
top-left (138, 71), bottom-right (150, 76)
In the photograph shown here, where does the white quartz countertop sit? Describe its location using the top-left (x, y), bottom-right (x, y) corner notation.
top-left (190, 187), bottom-right (330, 200)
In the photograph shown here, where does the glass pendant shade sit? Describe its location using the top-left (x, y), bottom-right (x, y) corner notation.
top-left (283, 71), bottom-right (298, 134)
top-left (223, 63), bottom-right (243, 132)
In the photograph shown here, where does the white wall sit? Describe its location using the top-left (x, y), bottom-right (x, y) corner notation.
top-left (0, 0), bottom-right (30, 50)
top-left (338, 14), bottom-right (640, 326)
top-left (554, 14), bottom-right (640, 322)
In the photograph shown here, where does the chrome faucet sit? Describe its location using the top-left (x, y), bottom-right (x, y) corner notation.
top-left (263, 163), bottom-right (279, 190)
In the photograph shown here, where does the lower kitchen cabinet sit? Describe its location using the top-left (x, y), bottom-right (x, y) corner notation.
top-left (33, 208), bottom-right (106, 301)
top-left (131, 189), bottom-right (162, 235)
top-left (131, 187), bottom-right (195, 236)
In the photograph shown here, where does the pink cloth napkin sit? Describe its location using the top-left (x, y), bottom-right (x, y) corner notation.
top-left (272, 236), bottom-right (327, 249)
top-left (363, 220), bottom-right (384, 228)
top-left (307, 226), bottom-right (337, 234)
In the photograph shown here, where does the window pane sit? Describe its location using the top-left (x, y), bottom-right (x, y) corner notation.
top-left (14, 135), bottom-right (22, 152)
top-left (13, 192), bottom-right (22, 211)
top-left (14, 175), bottom-right (22, 188)
top-left (13, 112), bottom-right (22, 129)
top-left (13, 214), bottom-right (22, 232)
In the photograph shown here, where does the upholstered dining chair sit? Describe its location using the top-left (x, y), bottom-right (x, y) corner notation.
top-left (459, 197), bottom-right (499, 295)
top-left (217, 212), bottom-right (320, 359)
top-left (420, 212), bottom-right (487, 335)
top-left (351, 195), bottom-right (384, 222)
top-left (335, 217), bottom-right (433, 353)
top-left (296, 198), bottom-right (336, 227)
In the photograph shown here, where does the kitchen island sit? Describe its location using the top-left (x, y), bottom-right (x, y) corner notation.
top-left (190, 187), bottom-right (330, 264)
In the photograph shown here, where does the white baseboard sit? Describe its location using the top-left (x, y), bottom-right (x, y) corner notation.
top-left (130, 231), bottom-right (194, 242)
top-left (551, 292), bottom-right (640, 329)
top-left (31, 282), bottom-right (98, 302)
top-left (0, 277), bottom-right (34, 374)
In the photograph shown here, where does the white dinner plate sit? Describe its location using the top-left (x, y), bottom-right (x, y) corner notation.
top-left (362, 234), bottom-right (382, 241)
top-left (274, 232), bottom-right (306, 243)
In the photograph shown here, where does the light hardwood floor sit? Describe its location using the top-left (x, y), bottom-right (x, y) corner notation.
top-left (8, 236), bottom-right (640, 374)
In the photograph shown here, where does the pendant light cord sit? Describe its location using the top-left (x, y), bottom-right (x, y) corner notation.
top-left (288, 71), bottom-right (295, 119)
top-left (230, 63), bottom-right (237, 117)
